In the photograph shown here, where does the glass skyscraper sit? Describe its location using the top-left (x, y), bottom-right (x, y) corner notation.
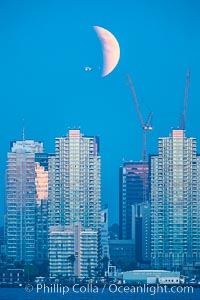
top-left (6, 140), bottom-right (43, 262)
top-left (150, 129), bottom-right (200, 269)
top-left (119, 161), bottom-right (150, 265)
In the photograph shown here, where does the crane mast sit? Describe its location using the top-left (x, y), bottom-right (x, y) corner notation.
top-left (126, 74), bottom-right (153, 162)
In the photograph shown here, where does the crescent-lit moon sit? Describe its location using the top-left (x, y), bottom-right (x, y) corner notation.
top-left (93, 26), bottom-right (120, 77)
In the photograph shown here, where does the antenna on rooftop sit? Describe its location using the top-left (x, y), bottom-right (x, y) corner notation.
top-left (22, 118), bottom-right (25, 142)
top-left (180, 68), bottom-right (190, 130)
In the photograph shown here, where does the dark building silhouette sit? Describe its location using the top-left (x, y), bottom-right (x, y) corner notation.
top-left (119, 161), bottom-right (150, 265)
top-left (119, 161), bottom-right (149, 240)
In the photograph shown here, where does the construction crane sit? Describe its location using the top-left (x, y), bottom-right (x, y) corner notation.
top-left (126, 74), bottom-right (153, 162)
top-left (180, 68), bottom-right (190, 130)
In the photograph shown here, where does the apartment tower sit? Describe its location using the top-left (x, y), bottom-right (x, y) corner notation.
top-left (48, 129), bottom-right (101, 277)
top-left (150, 129), bottom-right (200, 269)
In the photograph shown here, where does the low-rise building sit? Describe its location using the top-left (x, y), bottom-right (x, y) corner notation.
top-left (49, 222), bottom-right (98, 278)
top-left (122, 270), bottom-right (180, 284)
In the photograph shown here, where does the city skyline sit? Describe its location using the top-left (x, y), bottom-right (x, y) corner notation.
top-left (4, 126), bottom-right (200, 274)
top-left (1, 0), bottom-right (200, 225)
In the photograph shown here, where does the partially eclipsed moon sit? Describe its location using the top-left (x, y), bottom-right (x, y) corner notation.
top-left (93, 26), bottom-right (120, 77)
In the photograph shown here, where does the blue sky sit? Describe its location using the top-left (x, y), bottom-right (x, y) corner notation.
top-left (0, 0), bottom-right (200, 224)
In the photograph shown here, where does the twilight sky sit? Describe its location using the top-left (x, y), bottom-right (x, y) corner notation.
top-left (0, 0), bottom-right (200, 225)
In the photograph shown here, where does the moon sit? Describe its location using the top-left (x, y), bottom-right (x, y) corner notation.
top-left (93, 26), bottom-right (120, 77)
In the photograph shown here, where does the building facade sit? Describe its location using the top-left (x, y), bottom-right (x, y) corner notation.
top-left (6, 140), bottom-right (43, 262)
top-left (100, 208), bottom-right (109, 260)
top-left (150, 129), bottom-right (200, 269)
top-left (35, 153), bottom-right (49, 264)
top-left (108, 239), bottom-right (136, 271)
top-left (100, 208), bottom-right (110, 275)
top-left (49, 223), bottom-right (98, 278)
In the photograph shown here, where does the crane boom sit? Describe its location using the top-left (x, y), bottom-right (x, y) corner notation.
top-left (126, 74), bottom-right (144, 128)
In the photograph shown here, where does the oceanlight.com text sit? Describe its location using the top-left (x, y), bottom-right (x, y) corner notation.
top-left (107, 283), bottom-right (193, 296)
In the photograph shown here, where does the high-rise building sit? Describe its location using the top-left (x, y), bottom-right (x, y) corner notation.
top-left (150, 129), bottom-right (200, 269)
top-left (6, 140), bottom-right (43, 262)
top-left (119, 161), bottom-right (150, 266)
top-left (48, 129), bottom-right (101, 276)
top-left (48, 129), bottom-right (101, 230)
top-left (119, 161), bottom-right (149, 240)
